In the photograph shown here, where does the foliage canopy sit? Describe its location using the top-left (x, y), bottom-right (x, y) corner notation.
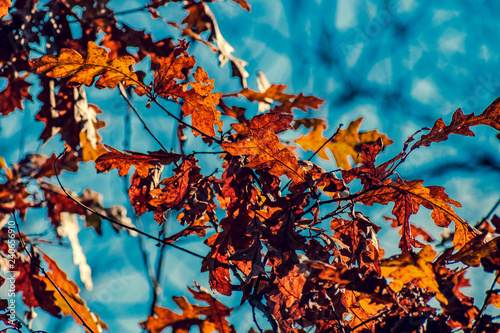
top-left (0, 1), bottom-right (500, 332)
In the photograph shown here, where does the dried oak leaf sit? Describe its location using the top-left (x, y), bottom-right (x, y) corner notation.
top-left (183, 67), bottom-right (223, 142)
top-left (357, 179), bottom-right (475, 251)
top-left (413, 98), bottom-right (500, 149)
top-left (235, 84), bottom-right (324, 113)
top-left (267, 266), bottom-right (306, 332)
top-left (0, 73), bottom-right (32, 116)
top-left (381, 245), bottom-right (445, 302)
top-left (295, 117), bottom-right (393, 170)
top-left (149, 157), bottom-right (202, 216)
top-left (29, 41), bottom-right (146, 93)
top-left (155, 49), bottom-right (222, 143)
top-left (95, 145), bottom-right (181, 178)
top-left (34, 81), bottom-right (107, 162)
top-left (221, 123), bottom-right (305, 183)
top-left (14, 151), bottom-right (80, 179)
top-left (449, 234), bottom-right (500, 267)
top-left (40, 252), bottom-right (107, 332)
top-left (140, 284), bottom-right (233, 333)
top-left (487, 292), bottom-right (500, 308)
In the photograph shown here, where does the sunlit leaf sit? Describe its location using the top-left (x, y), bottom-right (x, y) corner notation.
top-left (295, 117), bottom-right (393, 170)
top-left (29, 41), bottom-right (145, 91)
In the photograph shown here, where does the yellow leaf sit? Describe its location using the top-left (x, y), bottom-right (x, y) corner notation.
top-left (294, 117), bottom-right (393, 170)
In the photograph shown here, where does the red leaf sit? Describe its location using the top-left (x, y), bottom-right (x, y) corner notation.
top-left (95, 145), bottom-right (181, 178)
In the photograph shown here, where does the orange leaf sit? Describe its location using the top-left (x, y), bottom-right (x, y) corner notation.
top-left (358, 180), bottom-right (475, 251)
top-left (139, 284), bottom-right (233, 333)
top-left (488, 292), bottom-right (500, 308)
top-left (40, 252), bottom-right (107, 332)
top-left (230, 0), bottom-right (251, 11)
top-left (30, 41), bottom-right (145, 91)
top-left (148, 157), bottom-right (202, 216)
top-left (222, 123), bottom-right (305, 183)
top-left (236, 84), bottom-right (324, 113)
top-left (413, 98), bottom-right (500, 149)
top-left (0, 0), bottom-right (11, 18)
top-left (295, 117), bottom-right (393, 170)
top-left (381, 245), bottom-right (445, 303)
top-left (95, 145), bottom-right (181, 178)
top-left (450, 235), bottom-right (500, 267)
top-left (183, 67), bottom-right (223, 142)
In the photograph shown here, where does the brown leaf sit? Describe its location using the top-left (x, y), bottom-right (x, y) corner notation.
top-left (140, 285), bottom-right (233, 333)
top-left (34, 81), bottom-right (107, 162)
top-left (235, 84), bottom-right (324, 113)
top-left (95, 145), bottom-right (181, 178)
top-left (40, 252), bottom-right (107, 332)
top-left (0, 74), bottom-right (32, 116)
top-left (149, 157), bottom-right (202, 216)
top-left (450, 234), bottom-right (500, 267)
top-left (357, 179), bottom-right (475, 251)
top-left (183, 67), bottom-right (223, 142)
top-left (413, 99), bottom-right (500, 149)
top-left (295, 117), bottom-right (393, 170)
top-left (488, 292), bottom-right (500, 308)
top-left (222, 123), bottom-right (305, 183)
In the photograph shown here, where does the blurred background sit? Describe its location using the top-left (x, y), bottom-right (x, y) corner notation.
top-left (1, 0), bottom-right (500, 331)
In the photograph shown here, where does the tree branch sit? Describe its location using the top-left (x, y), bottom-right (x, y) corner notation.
top-left (119, 84), bottom-right (169, 152)
top-left (53, 151), bottom-right (204, 260)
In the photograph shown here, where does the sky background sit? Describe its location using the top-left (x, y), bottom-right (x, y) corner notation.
top-left (1, 0), bottom-right (500, 332)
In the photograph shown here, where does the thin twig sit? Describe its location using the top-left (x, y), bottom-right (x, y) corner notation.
top-left (53, 151), bottom-right (204, 259)
top-left (309, 123), bottom-right (343, 162)
top-left (478, 196), bottom-right (500, 225)
top-left (12, 214), bottom-right (95, 333)
top-left (121, 92), bottom-right (157, 305)
top-left (281, 123), bottom-right (343, 193)
top-left (119, 84), bottom-right (169, 152)
top-left (152, 97), bottom-right (223, 144)
top-left (468, 270), bottom-right (500, 333)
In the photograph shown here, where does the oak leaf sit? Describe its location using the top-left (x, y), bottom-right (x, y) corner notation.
top-left (235, 84), bottom-right (324, 113)
top-left (139, 284), bottom-right (233, 333)
top-left (357, 179), bottom-right (476, 250)
top-left (0, 0), bottom-right (10, 18)
top-left (40, 252), bottom-right (107, 332)
top-left (222, 123), bottom-right (305, 183)
top-left (149, 157), bottom-right (202, 216)
top-left (230, 0), bottom-right (250, 11)
top-left (29, 41), bottom-right (145, 92)
top-left (295, 117), bottom-right (393, 170)
top-left (449, 234), bottom-right (500, 267)
top-left (95, 145), bottom-right (181, 178)
top-left (183, 67), bottom-right (223, 142)
top-left (412, 98), bottom-right (500, 149)
top-left (381, 245), bottom-right (446, 303)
